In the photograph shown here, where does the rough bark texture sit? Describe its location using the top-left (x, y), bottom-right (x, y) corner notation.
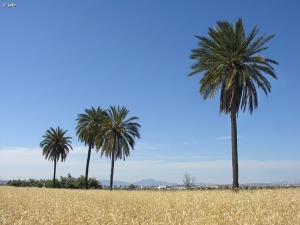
top-left (231, 110), bottom-right (239, 189)
top-left (85, 145), bottom-right (92, 189)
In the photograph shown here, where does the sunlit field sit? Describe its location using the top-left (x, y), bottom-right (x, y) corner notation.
top-left (1, 186), bottom-right (299, 224)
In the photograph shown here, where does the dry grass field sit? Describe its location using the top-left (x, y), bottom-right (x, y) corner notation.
top-left (0, 186), bottom-right (299, 225)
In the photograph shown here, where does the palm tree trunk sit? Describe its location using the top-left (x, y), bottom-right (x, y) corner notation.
top-left (110, 150), bottom-right (115, 191)
top-left (110, 135), bottom-right (117, 191)
top-left (85, 145), bottom-right (92, 189)
top-left (231, 109), bottom-right (239, 189)
top-left (53, 155), bottom-right (57, 188)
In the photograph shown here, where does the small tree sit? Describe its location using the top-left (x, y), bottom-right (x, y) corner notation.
top-left (183, 171), bottom-right (196, 189)
top-left (89, 177), bottom-right (102, 189)
top-left (128, 184), bottom-right (136, 190)
top-left (76, 175), bottom-right (86, 189)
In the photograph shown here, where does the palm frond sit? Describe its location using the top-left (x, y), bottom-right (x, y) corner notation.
top-left (40, 127), bottom-right (72, 162)
top-left (188, 18), bottom-right (278, 115)
top-left (98, 106), bottom-right (141, 161)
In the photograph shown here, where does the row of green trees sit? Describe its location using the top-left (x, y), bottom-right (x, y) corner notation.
top-left (7, 174), bottom-right (102, 189)
top-left (40, 105), bottom-right (141, 190)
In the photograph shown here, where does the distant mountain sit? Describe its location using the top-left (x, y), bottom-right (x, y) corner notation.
top-left (99, 179), bottom-right (298, 187)
top-left (99, 179), bottom-right (179, 187)
top-left (133, 179), bottom-right (178, 187)
top-left (195, 182), bottom-right (212, 186)
top-left (100, 180), bottom-right (130, 186)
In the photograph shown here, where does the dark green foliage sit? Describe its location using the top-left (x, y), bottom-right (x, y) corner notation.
top-left (7, 179), bottom-right (24, 187)
top-left (6, 174), bottom-right (102, 189)
top-left (128, 184), bottom-right (136, 189)
top-left (60, 173), bottom-right (77, 189)
top-left (40, 127), bottom-right (73, 163)
top-left (7, 179), bottom-right (49, 188)
top-left (89, 177), bottom-right (102, 189)
top-left (76, 175), bottom-right (86, 189)
top-left (189, 18), bottom-right (278, 115)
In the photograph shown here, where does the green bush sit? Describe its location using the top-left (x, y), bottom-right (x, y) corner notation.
top-left (128, 184), bottom-right (136, 189)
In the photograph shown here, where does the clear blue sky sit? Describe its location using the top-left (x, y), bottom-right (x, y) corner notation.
top-left (1, 1), bottom-right (299, 184)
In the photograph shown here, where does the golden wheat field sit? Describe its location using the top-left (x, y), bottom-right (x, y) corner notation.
top-left (0, 186), bottom-right (300, 225)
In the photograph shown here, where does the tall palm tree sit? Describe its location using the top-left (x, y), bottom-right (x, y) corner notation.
top-left (76, 107), bottom-right (106, 189)
top-left (188, 18), bottom-right (278, 189)
top-left (96, 106), bottom-right (141, 190)
top-left (40, 127), bottom-right (73, 188)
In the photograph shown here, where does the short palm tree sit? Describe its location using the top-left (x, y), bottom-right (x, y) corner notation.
top-left (40, 127), bottom-right (73, 188)
top-left (188, 18), bottom-right (278, 189)
top-left (76, 107), bottom-right (106, 189)
top-left (97, 106), bottom-right (141, 190)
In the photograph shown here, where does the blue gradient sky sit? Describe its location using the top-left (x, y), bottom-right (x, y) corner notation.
top-left (1, 1), bottom-right (299, 184)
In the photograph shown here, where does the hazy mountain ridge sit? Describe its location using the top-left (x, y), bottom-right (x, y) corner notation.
top-left (133, 179), bottom-right (178, 186)
top-left (100, 179), bottom-right (178, 186)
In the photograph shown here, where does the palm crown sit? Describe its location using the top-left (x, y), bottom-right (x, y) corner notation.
top-left (98, 106), bottom-right (141, 160)
top-left (40, 126), bottom-right (72, 188)
top-left (76, 107), bottom-right (106, 148)
top-left (189, 18), bottom-right (278, 114)
top-left (40, 127), bottom-right (72, 162)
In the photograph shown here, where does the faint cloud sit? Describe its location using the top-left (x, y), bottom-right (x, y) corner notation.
top-left (182, 141), bottom-right (198, 146)
top-left (0, 146), bottom-right (100, 180)
top-left (240, 160), bottom-right (300, 170)
top-left (1, 146), bottom-right (300, 184)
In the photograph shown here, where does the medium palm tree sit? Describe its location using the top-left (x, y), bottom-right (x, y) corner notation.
top-left (96, 106), bottom-right (141, 190)
top-left (76, 107), bottom-right (106, 189)
top-left (188, 18), bottom-right (278, 189)
top-left (40, 127), bottom-right (73, 188)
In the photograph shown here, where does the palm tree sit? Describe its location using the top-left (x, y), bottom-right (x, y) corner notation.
top-left (96, 106), bottom-right (141, 190)
top-left (188, 18), bottom-right (278, 189)
top-left (76, 107), bottom-right (106, 189)
top-left (40, 127), bottom-right (73, 188)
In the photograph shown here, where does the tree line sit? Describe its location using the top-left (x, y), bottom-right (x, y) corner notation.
top-left (7, 173), bottom-right (102, 189)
